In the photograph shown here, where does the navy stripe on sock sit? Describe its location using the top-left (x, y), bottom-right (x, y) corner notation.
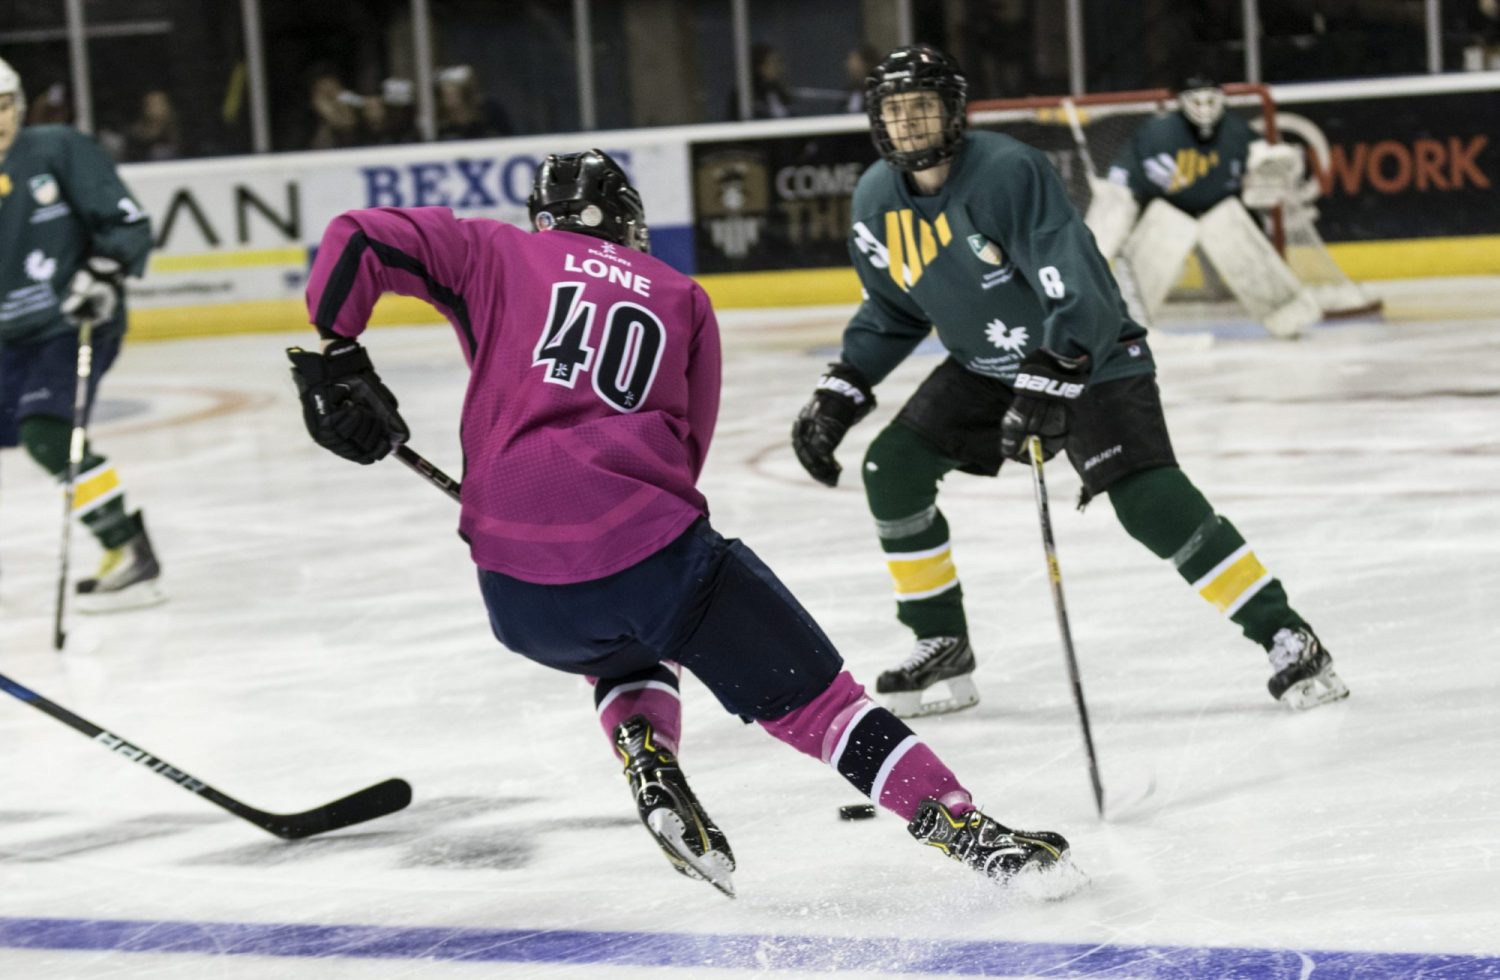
top-left (593, 665), bottom-right (679, 709)
top-left (835, 708), bottom-right (915, 798)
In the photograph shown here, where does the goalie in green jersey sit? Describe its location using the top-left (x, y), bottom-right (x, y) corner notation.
top-left (790, 45), bottom-right (1347, 718)
top-left (1084, 75), bottom-right (1324, 339)
top-left (0, 57), bottom-right (163, 611)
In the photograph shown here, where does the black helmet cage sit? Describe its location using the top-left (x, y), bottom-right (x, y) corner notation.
top-left (528, 149), bottom-right (651, 253)
top-left (866, 45), bottom-right (968, 172)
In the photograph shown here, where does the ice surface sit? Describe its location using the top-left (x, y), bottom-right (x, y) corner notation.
top-left (2, 279), bottom-right (1498, 978)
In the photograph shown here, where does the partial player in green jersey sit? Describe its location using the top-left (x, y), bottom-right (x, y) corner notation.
top-left (0, 57), bottom-right (164, 610)
top-left (790, 45), bottom-right (1347, 718)
top-left (1086, 76), bottom-right (1323, 338)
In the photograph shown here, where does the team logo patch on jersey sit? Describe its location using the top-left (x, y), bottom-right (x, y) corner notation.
top-left (29, 174), bottom-right (59, 206)
top-left (24, 249), bottom-right (57, 283)
top-left (967, 234), bottom-right (1004, 266)
top-left (0, 173), bottom-right (12, 197)
top-left (985, 319), bottom-right (1029, 354)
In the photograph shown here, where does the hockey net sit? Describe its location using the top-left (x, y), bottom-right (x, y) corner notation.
top-left (968, 85), bottom-right (1379, 319)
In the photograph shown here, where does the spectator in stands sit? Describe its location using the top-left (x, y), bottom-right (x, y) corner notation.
top-left (25, 82), bottom-right (71, 125)
top-left (436, 64), bottom-right (511, 140)
top-left (307, 67), bottom-right (362, 150)
top-left (728, 43), bottom-right (794, 120)
top-left (362, 78), bottom-right (420, 145)
top-left (1464, 0), bottom-right (1500, 68)
top-left (123, 90), bottom-right (181, 162)
top-left (843, 45), bottom-right (880, 113)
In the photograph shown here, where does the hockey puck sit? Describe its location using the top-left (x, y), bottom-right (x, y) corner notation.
top-left (838, 803), bottom-right (877, 821)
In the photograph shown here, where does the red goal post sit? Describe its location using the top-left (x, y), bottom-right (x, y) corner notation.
top-left (966, 83), bottom-right (1285, 253)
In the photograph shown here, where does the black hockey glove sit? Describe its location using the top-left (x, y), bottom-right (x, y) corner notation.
top-left (287, 339), bottom-right (410, 465)
top-left (60, 257), bottom-right (125, 324)
top-left (1000, 349), bottom-right (1090, 462)
top-left (791, 362), bottom-right (875, 487)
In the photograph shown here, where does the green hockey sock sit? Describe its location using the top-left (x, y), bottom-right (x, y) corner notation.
top-left (19, 415), bottom-right (135, 549)
top-left (1106, 466), bottom-right (1305, 648)
top-left (862, 422), bottom-right (968, 639)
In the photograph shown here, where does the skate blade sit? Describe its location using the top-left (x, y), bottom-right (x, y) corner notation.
top-left (1281, 668), bottom-right (1350, 710)
top-left (76, 580), bottom-right (168, 615)
top-left (646, 808), bottom-right (736, 899)
top-left (883, 675), bottom-right (980, 719)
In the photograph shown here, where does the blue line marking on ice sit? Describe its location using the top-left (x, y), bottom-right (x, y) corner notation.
top-left (3, 917), bottom-right (1498, 977)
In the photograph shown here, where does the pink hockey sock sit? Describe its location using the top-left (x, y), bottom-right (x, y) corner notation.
top-left (758, 670), bottom-right (972, 821)
top-left (591, 663), bottom-right (683, 755)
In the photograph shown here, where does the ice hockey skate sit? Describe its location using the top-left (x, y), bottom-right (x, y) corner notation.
top-left (75, 511), bottom-right (166, 614)
top-left (908, 799), bottom-right (1082, 899)
top-left (613, 715), bottom-right (736, 898)
top-left (876, 635), bottom-right (979, 718)
top-left (1266, 626), bottom-right (1349, 709)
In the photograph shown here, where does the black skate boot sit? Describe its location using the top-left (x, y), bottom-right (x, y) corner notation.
top-left (1266, 626), bottom-right (1348, 709)
top-left (909, 799), bottom-right (1078, 896)
top-left (614, 715), bottom-right (736, 898)
top-left (76, 511), bottom-right (166, 614)
top-left (876, 635), bottom-right (979, 718)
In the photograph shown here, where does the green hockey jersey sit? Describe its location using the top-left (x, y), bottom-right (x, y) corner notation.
top-left (0, 124), bottom-right (152, 345)
top-left (841, 130), bottom-right (1152, 389)
top-left (1106, 110), bottom-right (1255, 217)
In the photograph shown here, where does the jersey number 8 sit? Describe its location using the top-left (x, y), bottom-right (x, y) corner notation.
top-left (1038, 266), bottom-right (1067, 300)
top-left (533, 281), bottom-right (666, 413)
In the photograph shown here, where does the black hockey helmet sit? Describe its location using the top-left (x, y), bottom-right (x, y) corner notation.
top-left (528, 149), bottom-right (650, 253)
top-left (866, 44), bottom-right (968, 172)
top-left (1176, 74), bottom-right (1226, 142)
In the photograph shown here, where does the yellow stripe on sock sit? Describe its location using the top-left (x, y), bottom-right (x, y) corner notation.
top-left (887, 545), bottom-right (959, 601)
top-left (1192, 544), bottom-right (1271, 614)
top-left (71, 464), bottom-right (123, 516)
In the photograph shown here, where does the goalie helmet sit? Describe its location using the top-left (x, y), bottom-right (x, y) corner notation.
top-left (528, 149), bottom-right (650, 254)
top-left (866, 44), bottom-right (968, 172)
top-left (1176, 75), bottom-right (1226, 143)
top-left (0, 56), bottom-right (23, 120)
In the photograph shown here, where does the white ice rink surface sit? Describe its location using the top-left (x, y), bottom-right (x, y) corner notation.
top-left (2, 280), bottom-right (1498, 979)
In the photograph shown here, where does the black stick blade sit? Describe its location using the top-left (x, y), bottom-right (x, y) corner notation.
top-left (260, 778), bottom-right (413, 840)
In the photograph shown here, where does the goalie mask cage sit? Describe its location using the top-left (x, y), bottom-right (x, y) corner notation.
top-left (968, 84), bottom-right (1380, 320)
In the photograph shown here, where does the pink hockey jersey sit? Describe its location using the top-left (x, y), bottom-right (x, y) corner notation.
top-left (304, 207), bottom-right (721, 584)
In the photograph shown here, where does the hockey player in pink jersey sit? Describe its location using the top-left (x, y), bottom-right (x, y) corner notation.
top-left (288, 149), bottom-right (1076, 898)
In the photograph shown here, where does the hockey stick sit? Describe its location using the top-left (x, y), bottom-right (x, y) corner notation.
top-left (0, 670), bottom-right (412, 839)
top-left (53, 315), bottom-right (96, 651)
top-left (1025, 436), bottom-right (1106, 819)
top-left (393, 444), bottom-right (462, 502)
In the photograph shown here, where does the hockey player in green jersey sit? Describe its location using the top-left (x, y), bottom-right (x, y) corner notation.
top-left (790, 45), bottom-right (1347, 717)
top-left (0, 57), bottom-right (164, 610)
top-left (1105, 75), bottom-right (1258, 218)
top-left (1085, 75), bottom-right (1325, 338)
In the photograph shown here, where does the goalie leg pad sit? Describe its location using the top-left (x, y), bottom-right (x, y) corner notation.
top-left (1118, 199), bottom-right (1199, 316)
top-left (1198, 198), bottom-right (1320, 339)
top-left (1083, 177), bottom-right (1140, 261)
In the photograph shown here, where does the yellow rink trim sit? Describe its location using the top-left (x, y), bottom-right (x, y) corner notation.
top-left (123, 233), bottom-right (1499, 341)
top-left (148, 247), bottom-right (308, 274)
top-left (887, 546), bottom-right (959, 600)
top-left (1193, 546), bottom-right (1270, 614)
top-left (129, 295), bottom-right (448, 341)
top-left (72, 464), bottom-right (122, 514)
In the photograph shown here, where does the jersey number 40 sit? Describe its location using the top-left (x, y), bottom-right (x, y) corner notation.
top-left (532, 281), bottom-right (666, 413)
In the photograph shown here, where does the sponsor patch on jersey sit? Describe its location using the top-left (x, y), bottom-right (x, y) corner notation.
top-left (29, 174), bottom-right (59, 206)
top-left (984, 319), bottom-right (1029, 354)
top-left (23, 249), bottom-right (56, 283)
top-left (30, 202), bottom-right (71, 224)
top-left (966, 234), bottom-right (1004, 266)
